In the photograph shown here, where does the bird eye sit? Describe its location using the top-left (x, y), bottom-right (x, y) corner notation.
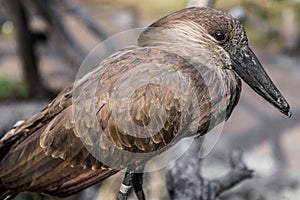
top-left (213, 31), bottom-right (226, 42)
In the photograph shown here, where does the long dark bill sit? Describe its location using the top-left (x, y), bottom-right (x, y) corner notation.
top-left (231, 47), bottom-right (291, 117)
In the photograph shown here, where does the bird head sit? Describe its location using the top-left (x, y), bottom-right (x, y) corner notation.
top-left (138, 7), bottom-right (291, 117)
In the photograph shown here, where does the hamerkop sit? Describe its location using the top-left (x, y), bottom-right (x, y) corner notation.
top-left (0, 7), bottom-right (291, 199)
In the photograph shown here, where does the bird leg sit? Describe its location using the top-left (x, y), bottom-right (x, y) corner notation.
top-left (116, 171), bottom-right (133, 200)
top-left (116, 168), bottom-right (146, 200)
top-left (132, 172), bottom-right (146, 200)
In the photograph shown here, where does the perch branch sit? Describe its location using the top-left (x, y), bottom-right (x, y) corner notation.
top-left (166, 137), bottom-right (253, 200)
top-left (210, 149), bottom-right (253, 198)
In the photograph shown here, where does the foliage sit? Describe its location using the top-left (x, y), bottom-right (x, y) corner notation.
top-left (0, 77), bottom-right (27, 99)
top-left (84, 0), bottom-right (300, 49)
top-left (217, 0), bottom-right (300, 48)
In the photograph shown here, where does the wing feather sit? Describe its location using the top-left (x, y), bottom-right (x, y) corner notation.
top-left (0, 46), bottom-right (212, 196)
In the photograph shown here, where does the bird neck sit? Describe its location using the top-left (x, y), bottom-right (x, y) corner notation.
top-left (138, 26), bottom-right (240, 136)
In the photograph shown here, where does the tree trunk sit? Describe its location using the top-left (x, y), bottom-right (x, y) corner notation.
top-left (6, 0), bottom-right (47, 99)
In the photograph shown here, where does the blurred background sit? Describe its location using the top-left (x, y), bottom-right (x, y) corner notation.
top-left (0, 0), bottom-right (300, 199)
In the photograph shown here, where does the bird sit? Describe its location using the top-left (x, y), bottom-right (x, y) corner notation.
top-left (0, 6), bottom-right (291, 199)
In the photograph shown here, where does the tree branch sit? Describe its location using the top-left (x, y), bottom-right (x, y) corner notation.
top-left (211, 149), bottom-right (253, 198)
top-left (166, 138), bottom-right (253, 200)
top-left (5, 0), bottom-right (49, 98)
top-left (59, 0), bottom-right (111, 40)
top-left (34, 0), bottom-right (86, 68)
top-left (58, 0), bottom-right (118, 52)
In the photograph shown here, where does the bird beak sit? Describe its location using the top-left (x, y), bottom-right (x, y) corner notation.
top-left (231, 47), bottom-right (291, 117)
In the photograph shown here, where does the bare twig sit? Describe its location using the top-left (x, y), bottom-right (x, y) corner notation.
top-left (166, 137), bottom-right (205, 200)
top-left (34, 0), bottom-right (86, 67)
top-left (59, 0), bottom-right (111, 40)
top-left (166, 138), bottom-right (253, 200)
top-left (58, 0), bottom-right (118, 52)
top-left (210, 149), bottom-right (253, 198)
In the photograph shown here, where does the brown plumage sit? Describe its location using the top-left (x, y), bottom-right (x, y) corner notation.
top-left (0, 7), bottom-right (290, 199)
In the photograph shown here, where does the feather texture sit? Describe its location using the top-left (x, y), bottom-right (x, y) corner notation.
top-left (0, 7), bottom-right (245, 198)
